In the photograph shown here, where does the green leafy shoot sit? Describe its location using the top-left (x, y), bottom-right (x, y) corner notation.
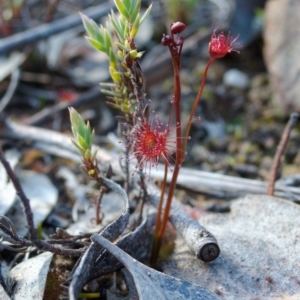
top-left (69, 107), bottom-right (94, 160)
top-left (79, 0), bottom-right (152, 116)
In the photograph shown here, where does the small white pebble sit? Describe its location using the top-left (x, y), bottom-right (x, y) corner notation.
top-left (223, 68), bottom-right (249, 89)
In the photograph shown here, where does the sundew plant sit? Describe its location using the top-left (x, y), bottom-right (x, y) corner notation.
top-left (70, 0), bottom-right (240, 265)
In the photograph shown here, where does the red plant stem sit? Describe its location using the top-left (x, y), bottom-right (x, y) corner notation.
top-left (150, 162), bottom-right (168, 266)
top-left (151, 49), bottom-right (182, 264)
top-left (151, 56), bottom-right (216, 264)
top-left (182, 57), bottom-right (215, 156)
top-left (155, 164), bottom-right (169, 230)
top-left (156, 162), bottom-right (180, 251)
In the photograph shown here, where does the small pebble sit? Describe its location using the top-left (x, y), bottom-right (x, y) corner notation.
top-left (223, 69), bottom-right (250, 89)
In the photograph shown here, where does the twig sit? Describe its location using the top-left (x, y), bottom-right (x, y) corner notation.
top-left (268, 112), bottom-right (299, 196)
top-left (0, 215), bottom-right (38, 249)
top-left (0, 231), bottom-right (21, 245)
top-left (0, 148), bottom-right (84, 257)
top-left (0, 3), bottom-right (112, 55)
top-left (0, 222), bottom-right (15, 238)
top-left (95, 185), bottom-right (106, 225)
top-left (0, 69), bottom-right (20, 113)
top-left (1, 245), bottom-right (27, 252)
top-left (46, 239), bottom-right (88, 246)
top-left (150, 166), bottom-right (300, 201)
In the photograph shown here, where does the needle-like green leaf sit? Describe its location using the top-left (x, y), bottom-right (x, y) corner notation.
top-left (140, 3), bottom-right (153, 25)
top-left (114, 0), bottom-right (130, 19)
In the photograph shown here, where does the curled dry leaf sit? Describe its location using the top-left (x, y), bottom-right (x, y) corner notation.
top-left (80, 214), bottom-right (156, 281)
top-left (92, 234), bottom-right (220, 300)
top-left (69, 177), bottom-right (130, 300)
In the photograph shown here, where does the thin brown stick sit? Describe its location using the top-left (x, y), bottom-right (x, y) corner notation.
top-left (95, 164), bottom-right (112, 224)
top-left (95, 185), bottom-right (106, 224)
top-left (268, 112), bottom-right (299, 196)
top-left (0, 3), bottom-right (112, 55)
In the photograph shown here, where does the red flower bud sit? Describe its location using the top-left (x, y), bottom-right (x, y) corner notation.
top-left (170, 22), bottom-right (186, 35)
top-left (175, 37), bottom-right (184, 46)
top-left (161, 34), bottom-right (172, 46)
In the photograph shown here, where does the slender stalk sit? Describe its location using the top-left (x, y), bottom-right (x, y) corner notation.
top-left (268, 112), bottom-right (299, 195)
top-left (155, 164), bottom-right (169, 232)
top-left (150, 162), bottom-right (168, 266)
top-left (182, 58), bottom-right (215, 156)
top-left (155, 164), bottom-right (180, 256)
top-left (95, 186), bottom-right (105, 224)
top-left (137, 174), bottom-right (148, 224)
top-left (151, 46), bottom-right (182, 265)
top-left (173, 58), bottom-right (183, 163)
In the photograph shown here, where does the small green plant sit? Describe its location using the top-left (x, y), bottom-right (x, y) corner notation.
top-left (80, 0), bottom-right (152, 117)
top-left (69, 107), bottom-right (99, 180)
top-left (71, 0), bottom-right (240, 266)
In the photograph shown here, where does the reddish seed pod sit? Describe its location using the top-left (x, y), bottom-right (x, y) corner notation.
top-left (170, 21), bottom-right (186, 34)
top-left (161, 34), bottom-right (172, 46)
top-left (175, 37), bottom-right (184, 46)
